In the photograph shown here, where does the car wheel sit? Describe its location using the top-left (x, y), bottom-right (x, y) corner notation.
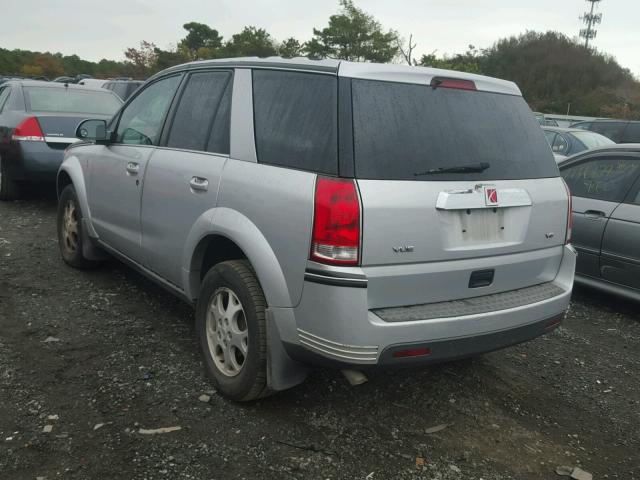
top-left (0, 155), bottom-right (21, 201)
top-left (57, 184), bottom-right (101, 268)
top-left (196, 260), bottom-right (270, 401)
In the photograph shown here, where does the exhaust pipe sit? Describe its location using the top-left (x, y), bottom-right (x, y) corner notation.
top-left (341, 369), bottom-right (368, 386)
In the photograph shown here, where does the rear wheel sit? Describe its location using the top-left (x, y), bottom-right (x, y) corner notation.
top-left (196, 260), bottom-right (270, 401)
top-left (57, 184), bottom-right (100, 268)
top-left (0, 156), bottom-right (21, 201)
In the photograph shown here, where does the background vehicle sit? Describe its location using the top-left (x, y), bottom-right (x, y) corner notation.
top-left (78, 78), bottom-right (109, 88)
top-left (0, 80), bottom-right (122, 200)
top-left (543, 126), bottom-right (614, 156)
top-left (571, 119), bottom-right (640, 143)
top-left (560, 145), bottom-right (640, 301)
top-left (57, 58), bottom-right (575, 401)
top-left (103, 79), bottom-right (144, 100)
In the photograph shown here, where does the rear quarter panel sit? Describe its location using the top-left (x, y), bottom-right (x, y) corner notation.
top-left (215, 159), bottom-right (315, 308)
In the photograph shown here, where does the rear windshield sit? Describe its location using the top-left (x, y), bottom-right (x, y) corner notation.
top-left (24, 87), bottom-right (121, 115)
top-left (572, 131), bottom-right (614, 149)
top-left (352, 79), bottom-right (558, 181)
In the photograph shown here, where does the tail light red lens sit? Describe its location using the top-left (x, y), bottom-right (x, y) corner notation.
top-left (12, 117), bottom-right (45, 142)
top-left (310, 177), bottom-right (361, 266)
top-left (393, 347), bottom-right (431, 358)
top-left (562, 178), bottom-right (572, 244)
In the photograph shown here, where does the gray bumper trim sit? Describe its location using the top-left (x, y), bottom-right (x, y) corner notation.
top-left (373, 282), bottom-right (566, 322)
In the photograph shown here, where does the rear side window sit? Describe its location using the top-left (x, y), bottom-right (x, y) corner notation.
top-left (590, 122), bottom-right (627, 142)
top-left (252, 70), bottom-right (337, 174)
top-left (23, 87), bottom-right (121, 115)
top-left (621, 122), bottom-right (640, 143)
top-left (0, 87), bottom-right (10, 112)
top-left (561, 157), bottom-right (640, 202)
top-left (351, 80), bottom-right (558, 181)
top-left (166, 71), bottom-right (232, 153)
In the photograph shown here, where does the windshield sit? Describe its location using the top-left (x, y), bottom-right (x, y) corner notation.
top-left (24, 87), bottom-right (121, 115)
top-left (572, 130), bottom-right (614, 149)
top-left (351, 79), bottom-right (559, 181)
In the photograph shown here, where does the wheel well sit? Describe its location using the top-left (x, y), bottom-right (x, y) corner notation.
top-left (196, 235), bottom-right (247, 283)
top-left (57, 171), bottom-right (72, 198)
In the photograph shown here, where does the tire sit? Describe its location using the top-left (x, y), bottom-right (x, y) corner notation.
top-left (57, 184), bottom-right (100, 269)
top-left (0, 155), bottom-right (21, 201)
top-left (196, 260), bottom-right (271, 401)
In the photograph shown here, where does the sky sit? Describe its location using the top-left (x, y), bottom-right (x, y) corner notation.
top-left (1, 0), bottom-right (638, 76)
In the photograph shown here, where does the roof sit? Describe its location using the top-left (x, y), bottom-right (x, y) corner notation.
top-left (148, 56), bottom-right (522, 96)
top-left (542, 126), bottom-right (597, 134)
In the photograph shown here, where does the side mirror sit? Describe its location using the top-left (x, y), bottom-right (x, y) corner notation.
top-left (76, 119), bottom-right (109, 143)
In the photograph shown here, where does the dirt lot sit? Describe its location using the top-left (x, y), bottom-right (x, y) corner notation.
top-left (1, 194), bottom-right (639, 480)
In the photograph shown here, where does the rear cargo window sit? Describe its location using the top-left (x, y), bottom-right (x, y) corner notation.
top-left (252, 70), bottom-right (337, 174)
top-left (351, 79), bottom-right (558, 181)
top-left (24, 87), bottom-right (121, 115)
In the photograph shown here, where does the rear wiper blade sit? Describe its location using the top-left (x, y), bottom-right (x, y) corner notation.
top-left (414, 162), bottom-right (491, 176)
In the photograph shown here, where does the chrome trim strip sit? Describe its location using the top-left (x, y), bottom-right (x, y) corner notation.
top-left (44, 136), bottom-right (79, 144)
top-left (304, 271), bottom-right (368, 288)
top-left (297, 328), bottom-right (379, 363)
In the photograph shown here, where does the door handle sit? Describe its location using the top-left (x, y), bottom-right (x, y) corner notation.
top-left (584, 209), bottom-right (605, 219)
top-left (126, 162), bottom-right (139, 174)
top-left (190, 176), bottom-right (209, 191)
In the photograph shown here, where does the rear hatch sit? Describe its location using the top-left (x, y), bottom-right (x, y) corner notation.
top-left (348, 76), bottom-right (568, 308)
top-left (23, 85), bottom-right (121, 149)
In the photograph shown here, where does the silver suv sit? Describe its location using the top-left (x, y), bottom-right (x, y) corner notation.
top-left (57, 58), bottom-right (576, 401)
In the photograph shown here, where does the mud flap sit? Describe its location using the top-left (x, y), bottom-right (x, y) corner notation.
top-left (81, 219), bottom-right (108, 261)
top-left (266, 309), bottom-right (309, 391)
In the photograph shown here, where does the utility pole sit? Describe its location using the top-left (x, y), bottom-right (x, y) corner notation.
top-left (579, 0), bottom-right (603, 49)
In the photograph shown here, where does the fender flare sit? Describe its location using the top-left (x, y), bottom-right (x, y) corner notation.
top-left (57, 156), bottom-right (98, 239)
top-left (182, 207), bottom-right (292, 308)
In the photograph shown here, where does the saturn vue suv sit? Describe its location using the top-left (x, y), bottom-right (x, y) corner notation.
top-left (56, 57), bottom-right (576, 401)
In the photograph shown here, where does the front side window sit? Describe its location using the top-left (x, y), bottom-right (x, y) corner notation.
top-left (561, 157), bottom-right (640, 202)
top-left (252, 70), bottom-right (338, 174)
top-left (116, 75), bottom-right (181, 146)
top-left (552, 133), bottom-right (569, 154)
top-left (166, 71), bottom-right (232, 153)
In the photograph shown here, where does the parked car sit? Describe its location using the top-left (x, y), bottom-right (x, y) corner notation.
top-left (543, 126), bottom-right (614, 156)
top-left (56, 58), bottom-right (575, 401)
top-left (0, 80), bottom-right (122, 200)
top-left (571, 119), bottom-right (640, 143)
top-left (560, 145), bottom-right (640, 302)
top-left (102, 79), bottom-right (144, 101)
top-left (534, 112), bottom-right (559, 126)
top-left (78, 78), bottom-right (109, 88)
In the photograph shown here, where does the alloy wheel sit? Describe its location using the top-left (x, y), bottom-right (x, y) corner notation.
top-left (205, 287), bottom-right (248, 377)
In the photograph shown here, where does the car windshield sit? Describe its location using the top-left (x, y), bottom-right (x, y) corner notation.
top-left (24, 86), bottom-right (121, 115)
top-left (571, 130), bottom-right (615, 149)
top-left (352, 79), bottom-right (558, 181)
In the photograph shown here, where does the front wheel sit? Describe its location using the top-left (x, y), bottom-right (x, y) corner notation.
top-left (196, 260), bottom-right (270, 401)
top-left (57, 184), bottom-right (101, 268)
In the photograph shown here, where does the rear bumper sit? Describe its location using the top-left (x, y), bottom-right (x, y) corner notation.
top-left (272, 244), bottom-right (576, 368)
top-left (0, 141), bottom-right (64, 182)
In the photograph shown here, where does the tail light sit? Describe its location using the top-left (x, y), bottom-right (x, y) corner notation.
top-left (430, 77), bottom-right (477, 91)
top-left (562, 178), bottom-right (572, 244)
top-left (12, 117), bottom-right (45, 142)
top-left (310, 176), bottom-right (361, 266)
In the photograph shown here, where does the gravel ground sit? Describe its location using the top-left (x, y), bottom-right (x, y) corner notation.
top-left (1, 194), bottom-right (639, 480)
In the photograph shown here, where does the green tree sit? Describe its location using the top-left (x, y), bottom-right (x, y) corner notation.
top-left (307, 0), bottom-right (398, 62)
top-left (180, 22), bottom-right (223, 59)
top-left (222, 27), bottom-right (277, 57)
top-left (278, 37), bottom-right (305, 58)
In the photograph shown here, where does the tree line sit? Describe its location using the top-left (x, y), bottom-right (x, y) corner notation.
top-left (1, 0), bottom-right (638, 118)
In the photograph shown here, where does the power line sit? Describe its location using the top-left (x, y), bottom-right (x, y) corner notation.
top-left (579, 0), bottom-right (603, 49)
